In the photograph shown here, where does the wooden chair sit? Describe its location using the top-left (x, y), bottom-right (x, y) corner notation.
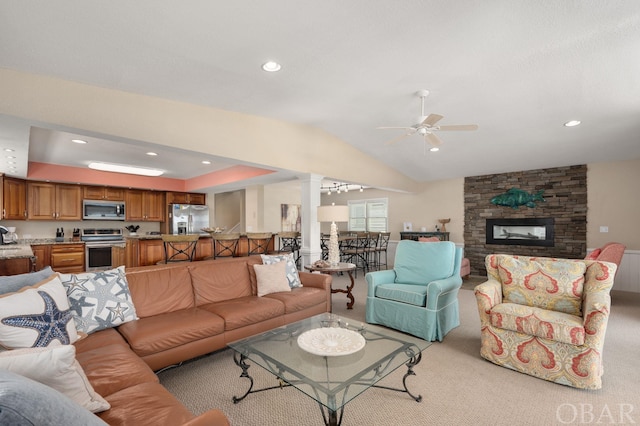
top-left (212, 233), bottom-right (241, 259)
top-left (159, 234), bottom-right (199, 263)
top-left (246, 232), bottom-right (274, 256)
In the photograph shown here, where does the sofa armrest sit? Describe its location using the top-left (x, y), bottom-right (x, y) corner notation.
top-left (474, 279), bottom-right (502, 326)
top-left (582, 291), bottom-right (611, 348)
top-left (365, 270), bottom-right (397, 297)
top-left (425, 275), bottom-right (462, 310)
top-left (182, 409), bottom-right (230, 426)
top-left (299, 271), bottom-right (331, 291)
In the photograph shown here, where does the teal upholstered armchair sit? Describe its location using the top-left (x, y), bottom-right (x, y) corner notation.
top-left (365, 240), bottom-right (463, 341)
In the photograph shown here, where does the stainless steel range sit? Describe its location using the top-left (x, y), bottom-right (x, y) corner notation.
top-left (82, 228), bottom-right (126, 271)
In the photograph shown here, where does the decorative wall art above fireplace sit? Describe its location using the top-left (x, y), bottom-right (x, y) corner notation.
top-left (486, 218), bottom-right (555, 247)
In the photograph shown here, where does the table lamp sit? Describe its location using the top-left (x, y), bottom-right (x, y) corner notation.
top-left (317, 204), bottom-right (349, 266)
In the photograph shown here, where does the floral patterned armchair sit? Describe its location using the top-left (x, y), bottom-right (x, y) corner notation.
top-left (474, 254), bottom-right (617, 390)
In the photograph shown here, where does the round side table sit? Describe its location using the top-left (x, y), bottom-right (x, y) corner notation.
top-left (304, 262), bottom-right (357, 309)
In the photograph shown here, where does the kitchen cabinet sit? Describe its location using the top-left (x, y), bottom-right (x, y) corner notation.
top-left (166, 191), bottom-right (206, 205)
top-left (2, 176), bottom-right (28, 220)
top-left (31, 244), bottom-right (52, 271)
top-left (139, 239), bottom-right (164, 266)
top-left (125, 238), bottom-right (139, 268)
top-left (28, 182), bottom-right (82, 220)
top-left (83, 186), bottom-right (125, 201)
top-left (125, 190), bottom-right (165, 222)
top-left (0, 257), bottom-right (35, 276)
top-left (51, 244), bottom-right (85, 273)
top-left (112, 244), bottom-right (126, 267)
top-left (195, 237), bottom-right (213, 260)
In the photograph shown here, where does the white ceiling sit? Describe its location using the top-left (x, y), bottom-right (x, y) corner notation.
top-left (0, 1), bottom-right (639, 191)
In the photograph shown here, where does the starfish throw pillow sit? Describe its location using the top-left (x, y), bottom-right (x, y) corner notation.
top-left (60, 266), bottom-right (138, 334)
top-left (0, 274), bottom-right (79, 349)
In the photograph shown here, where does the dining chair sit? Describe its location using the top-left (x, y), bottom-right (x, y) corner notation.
top-left (342, 232), bottom-right (370, 277)
top-left (376, 232), bottom-right (391, 270)
top-left (159, 234), bottom-right (199, 264)
top-left (212, 233), bottom-right (241, 259)
top-left (277, 231), bottom-right (301, 266)
top-left (365, 232), bottom-right (380, 270)
top-left (320, 234), bottom-right (330, 261)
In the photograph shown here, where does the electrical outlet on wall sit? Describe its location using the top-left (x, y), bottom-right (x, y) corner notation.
top-left (599, 226), bottom-right (609, 233)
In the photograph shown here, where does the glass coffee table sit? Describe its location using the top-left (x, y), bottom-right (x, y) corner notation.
top-left (228, 313), bottom-right (431, 425)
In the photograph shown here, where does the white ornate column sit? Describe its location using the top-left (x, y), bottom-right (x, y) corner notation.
top-left (298, 173), bottom-right (323, 267)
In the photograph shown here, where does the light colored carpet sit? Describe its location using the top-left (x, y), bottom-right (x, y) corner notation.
top-left (159, 273), bottom-right (640, 425)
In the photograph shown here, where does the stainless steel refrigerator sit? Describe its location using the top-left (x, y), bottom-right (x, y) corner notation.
top-left (168, 204), bottom-right (210, 234)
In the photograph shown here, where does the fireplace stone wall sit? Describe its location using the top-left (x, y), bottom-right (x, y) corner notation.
top-left (464, 165), bottom-right (587, 276)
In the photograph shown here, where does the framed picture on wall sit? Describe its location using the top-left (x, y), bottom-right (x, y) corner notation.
top-left (403, 222), bottom-right (412, 232)
top-left (281, 204), bottom-right (301, 232)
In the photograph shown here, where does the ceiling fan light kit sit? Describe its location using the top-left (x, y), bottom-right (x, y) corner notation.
top-left (379, 89), bottom-right (478, 151)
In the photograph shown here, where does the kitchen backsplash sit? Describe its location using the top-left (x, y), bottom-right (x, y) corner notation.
top-left (0, 220), bottom-right (160, 240)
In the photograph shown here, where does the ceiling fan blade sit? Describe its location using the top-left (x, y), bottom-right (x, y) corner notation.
top-left (437, 124), bottom-right (479, 131)
top-left (421, 114), bottom-right (444, 127)
top-left (426, 132), bottom-right (443, 147)
top-left (385, 130), bottom-right (415, 145)
top-left (376, 126), bottom-right (415, 130)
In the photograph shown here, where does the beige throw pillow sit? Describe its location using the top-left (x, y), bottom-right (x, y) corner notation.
top-left (254, 261), bottom-right (292, 297)
top-left (0, 344), bottom-right (110, 413)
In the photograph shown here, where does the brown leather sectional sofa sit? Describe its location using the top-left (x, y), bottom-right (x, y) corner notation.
top-left (74, 256), bottom-right (332, 425)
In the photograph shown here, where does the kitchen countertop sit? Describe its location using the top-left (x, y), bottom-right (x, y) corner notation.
top-left (0, 244), bottom-right (35, 259)
top-left (125, 233), bottom-right (212, 240)
top-left (25, 239), bottom-right (86, 246)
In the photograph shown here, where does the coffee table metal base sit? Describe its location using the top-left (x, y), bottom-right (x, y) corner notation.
top-left (231, 350), bottom-right (423, 426)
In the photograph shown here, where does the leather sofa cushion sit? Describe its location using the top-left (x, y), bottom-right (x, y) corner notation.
top-left (98, 382), bottom-right (194, 426)
top-left (189, 259), bottom-right (257, 305)
top-left (263, 287), bottom-right (327, 313)
top-left (126, 264), bottom-right (195, 317)
top-left (117, 308), bottom-right (225, 357)
top-left (76, 343), bottom-right (158, 397)
top-left (200, 296), bottom-right (285, 331)
top-left (74, 327), bottom-right (129, 354)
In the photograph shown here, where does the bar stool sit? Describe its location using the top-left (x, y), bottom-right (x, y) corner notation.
top-left (246, 232), bottom-right (274, 256)
top-left (212, 233), bottom-right (241, 259)
top-left (159, 234), bottom-right (199, 264)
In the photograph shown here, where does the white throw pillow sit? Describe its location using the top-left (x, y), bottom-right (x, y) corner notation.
top-left (254, 261), bottom-right (292, 297)
top-left (0, 274), bottom-right (79, 349)
top-left (260, 253), bottom-right (302, 288)
top-left (60, 266), bottom-right (138, 334)
top-left (0, 344), bottom-right (110, 413)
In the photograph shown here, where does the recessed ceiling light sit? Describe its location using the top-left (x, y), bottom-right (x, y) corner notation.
top-left (261, 61), bottom-right (282, 72)
top-left (4, 148), bottom-right (14, 152)
top-left (72, 139), bottom-right (87, 144)
top-left (201, 160), bottom-right (211, 165)
top-left (146, 152), bottom-right (158, 156)
top-left (430, 147), bottom-right (440, 152)
top-left (88, 162), bottom-right (164, 176)
top-left (6, 156), bottom-right (15, 159)
top-left (564, 120), bottom-right (581, 127)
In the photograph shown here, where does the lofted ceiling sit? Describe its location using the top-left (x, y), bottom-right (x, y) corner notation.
top-left (0, 1), bottom-right (639, 192)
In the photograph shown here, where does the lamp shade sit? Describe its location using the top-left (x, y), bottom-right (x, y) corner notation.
top-left (317, 205), bottom-right (349, 223)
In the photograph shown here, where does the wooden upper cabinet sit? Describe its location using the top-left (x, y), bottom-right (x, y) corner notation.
top-left (83, 186), bottom-right (125, 201)
top-left (28, 182), bottom-right (82, 220)
top-left (125, 190), bottom-right (165, 222)
top-left (166, 192), bottom-right (206, 205)
top-left (2, 176), bottom-right (27, 220)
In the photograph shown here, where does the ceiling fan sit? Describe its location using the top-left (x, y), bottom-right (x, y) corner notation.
top-left (378, 90), bottom-right (478, 150)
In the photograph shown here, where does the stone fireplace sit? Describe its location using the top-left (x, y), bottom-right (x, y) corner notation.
top-left (464, 165), bottom-right (587, 276)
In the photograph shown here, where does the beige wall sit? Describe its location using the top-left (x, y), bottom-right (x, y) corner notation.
top-left (261, 159), bottom-right (640, 251)
top-left (587, 159), bottom-right (640, 249)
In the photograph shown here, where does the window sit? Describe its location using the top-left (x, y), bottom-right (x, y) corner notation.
top-left (348, 198), bottom-right (388, 232)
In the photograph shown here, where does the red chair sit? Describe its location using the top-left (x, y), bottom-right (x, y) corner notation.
top-left (586, 242), bottom-right (626, 277)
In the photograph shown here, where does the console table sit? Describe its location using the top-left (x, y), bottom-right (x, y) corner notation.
top-left (400, 232), bottom-right (449, 241)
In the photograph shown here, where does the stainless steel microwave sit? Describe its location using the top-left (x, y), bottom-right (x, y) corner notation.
top-left (82, 200), bottom-right (126, 220)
